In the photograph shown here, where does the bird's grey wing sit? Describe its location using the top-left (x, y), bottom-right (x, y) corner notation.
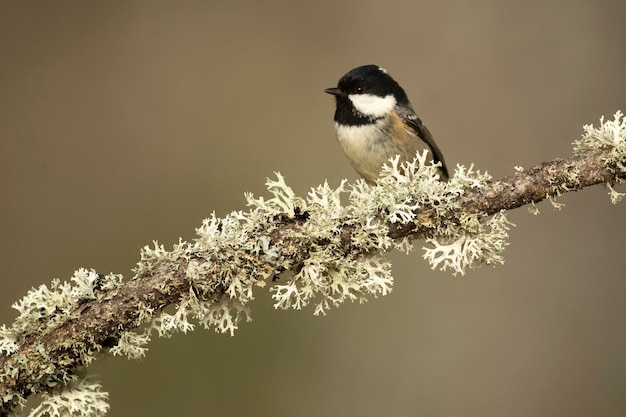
top-left (404, 116), bottom-right (449, 179)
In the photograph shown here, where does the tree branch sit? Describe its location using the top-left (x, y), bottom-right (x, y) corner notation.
top-left (0, 113), bottom-right (624, 416)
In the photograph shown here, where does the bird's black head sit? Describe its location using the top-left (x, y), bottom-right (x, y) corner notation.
top-left (325, 65), bottom-right (411, 125)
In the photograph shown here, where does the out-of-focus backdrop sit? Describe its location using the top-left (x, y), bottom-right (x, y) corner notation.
top-left (1, 1), bottom-right (625, 416)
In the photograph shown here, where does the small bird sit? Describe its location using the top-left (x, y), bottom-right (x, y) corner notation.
top-left (325, 65), bottom-right (448, 183)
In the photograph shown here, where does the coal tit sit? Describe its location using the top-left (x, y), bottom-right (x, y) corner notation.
top-left (325, 65), bottom-right (448, 183)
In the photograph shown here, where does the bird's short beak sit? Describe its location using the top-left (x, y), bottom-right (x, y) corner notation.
top-left (324, 87), bottom-right (345, 96)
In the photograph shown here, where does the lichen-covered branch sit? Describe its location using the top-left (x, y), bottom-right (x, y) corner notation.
top-left (388, 147), bottom-right (621, 240)
top-left (0, 112), bottom-right (624, 417)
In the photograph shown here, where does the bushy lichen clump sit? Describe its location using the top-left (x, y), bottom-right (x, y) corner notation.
top-left (25, 376), bottom-right (109, 417)
top-left (574, 111), bottom-right (626, 203)
top-left (0, 269), bottom-right (123, 356)
top-left (0, 270), bottom-right (121, 416)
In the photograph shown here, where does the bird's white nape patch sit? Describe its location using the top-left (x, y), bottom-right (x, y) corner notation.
top-left (378, 66), bottom-right (388, 74)
top-left (348, 93), bottom-right (396, 118)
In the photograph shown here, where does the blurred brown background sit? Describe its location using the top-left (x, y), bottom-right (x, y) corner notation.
top-left (1, 1), bottom-right (625, 416)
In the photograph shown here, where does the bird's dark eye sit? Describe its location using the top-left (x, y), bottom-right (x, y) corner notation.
top-left (355, 86), bottom-right (364, 94)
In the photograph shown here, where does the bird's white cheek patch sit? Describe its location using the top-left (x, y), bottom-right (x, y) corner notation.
top-left (348, 94), bottom-right (396, 118)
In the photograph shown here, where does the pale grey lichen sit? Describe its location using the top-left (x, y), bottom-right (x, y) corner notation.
top-left (371, 156), bottom-right (510, 276)
top-left (271, 252), bottom-right (393, 316)
top-left (528, 202), bottom-right (540, 216)
top-left (108, 331), bottom-right (150, 360)
top-left (1, 269), bottom-right (123, 352)
top-left (195, 295), bottom-right (252, 336)
top-left (574, 110), bottom-right (626, 203)
top-left (0, 324), bottom-right (18, 355)
top-left (263, 152), bottom-right (511, 310)
top-left (245, 173), bottom-right (305, 216)
top-left (422, 211), bottom-right (513, 276)
top-left (150, 293), bottom-right (251, 338)
top-left (23, 375), bottom-right (109, 417)
top-left (0, 270), bottom-right (123, 415)
top-left (547, 195), bottom-right (566, 210)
